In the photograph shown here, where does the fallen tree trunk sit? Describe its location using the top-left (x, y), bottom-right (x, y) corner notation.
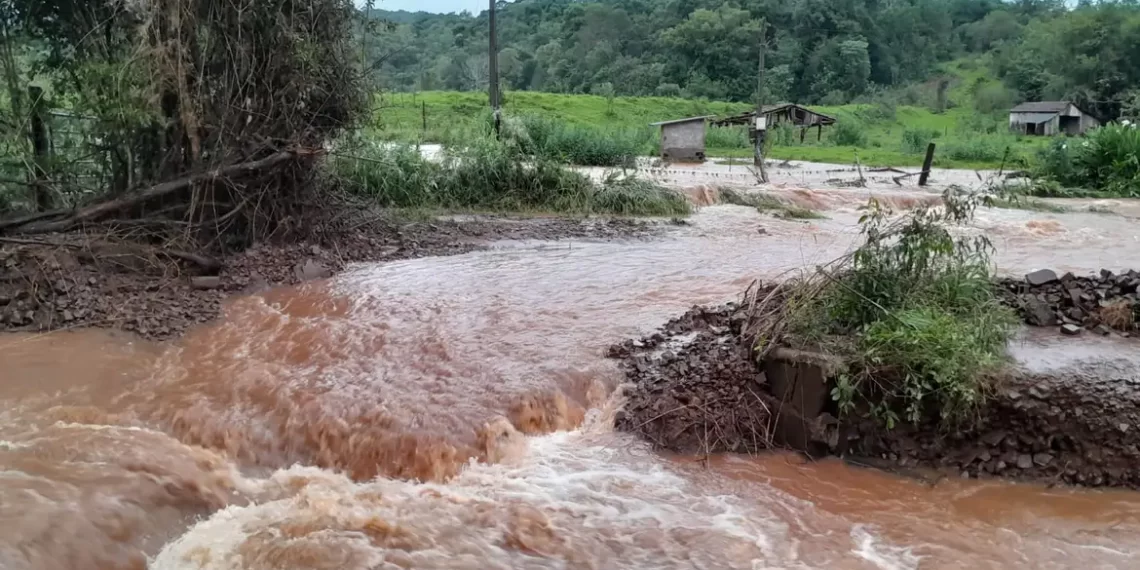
top-left (3, 151), bottom-right (301, 235)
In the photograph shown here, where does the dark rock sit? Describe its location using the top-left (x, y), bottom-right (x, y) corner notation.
top-left (1017, 454), bottom-right (1034, 469)
top-left (294, 259), bottom-right (332, 282)
top-left (1095, 324), bottom-right (1113, 336)
top-left (1025, 269), bottom-right (1059, 286)
top-left (981, 430), bottom-right (1007, 446)
top-left (1033, 453), bottom-right (1054, 467)
top-left (1024, 298), bottom-right (1057, 326)
top-left (190, 276), bottom-right (223, 290)
top-left (1060, 324), bottom-right (1083, 336)
top-left (1067, 288), bottom-right (1083, 307)
top-left (1066, 307), bottom-right (1086, 321)
top-left (1101, 269), bottom-right (1115, 281)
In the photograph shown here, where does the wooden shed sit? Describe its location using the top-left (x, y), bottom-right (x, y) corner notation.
top-left (712, 104), bottom-right (837, 142)
top-left (1009, 101), bottom-right (1100, 136)
top-left (650, 116), bottom-right (713, 162)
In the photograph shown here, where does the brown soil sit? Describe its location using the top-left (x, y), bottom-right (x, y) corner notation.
top-left (611, 301), bottom-right (1140, 490)
top-left (0, 216), bottom-right (659, 340)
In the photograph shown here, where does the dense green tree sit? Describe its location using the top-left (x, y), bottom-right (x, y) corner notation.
top-left (363, 0), bottom-right (1140, 116)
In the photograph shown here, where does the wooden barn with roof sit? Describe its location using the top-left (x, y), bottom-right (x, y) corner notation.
top-left (1009, 101), bottom-right (1100, 136)
top-left (712, 104), bottom-right (837, 142)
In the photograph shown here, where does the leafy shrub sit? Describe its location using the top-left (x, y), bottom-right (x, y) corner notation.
top-left (333, 136), bottom-right (689, 216)
top-left (901, 128), bottom-right (940, 154)
top-left (830, 117), bottom-right (868, 147)
top-left (1035, 123), bottom-right (1140, 196)
top-left (706, 126), bottom-right (751, 149)
top-left (512, 115), bottom-right (647, 167)
top-left (941, 134), bottom-right (1023, 166)
top-left (787, 190), bottom-right (1017, 428)
top-left (769, 122), bottom-right (798, 147)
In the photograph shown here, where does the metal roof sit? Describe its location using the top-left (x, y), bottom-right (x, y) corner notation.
top-left (710, 104), bottom-right (837, 127)
top-left (1011, 101), bottom-right (1072, 114)
top-left (1011, 112), bottom-right (1059, 124)
top-left (649, 116), bottom-right (714, 127)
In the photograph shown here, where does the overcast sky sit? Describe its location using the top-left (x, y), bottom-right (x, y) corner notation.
top-left (372, 0), bottom-right (498, 14)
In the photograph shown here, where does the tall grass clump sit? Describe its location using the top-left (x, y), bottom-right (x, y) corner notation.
top-left (332, 135), bottom-right (690, 216)
top-left (593, 173), bottom-right (692, 216)
top-left (706, 126), bottom-right (751, 150)
top-left (901, 128), bottom-right (939, 154)
top-left (511, 115), bottom-right (647, 167)
top-left (771, 189), bottom-right (1017, 429)
top-left (1036, 123), bottom-right (1140, 197)
top-left (941, 134), bottom-right (1021, 166)
top-left (830, 116), bottom-right (868, 147)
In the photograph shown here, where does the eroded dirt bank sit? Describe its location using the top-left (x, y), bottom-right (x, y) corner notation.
top-left (0, 216), bottom-right (658, 339)
top-left (612, 299), bottom-right (1140, 490)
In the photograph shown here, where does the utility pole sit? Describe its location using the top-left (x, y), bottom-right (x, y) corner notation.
top-left (488, 0), bottom-right (502, 138)
top-left (753, 18), bottom-right (769, 183)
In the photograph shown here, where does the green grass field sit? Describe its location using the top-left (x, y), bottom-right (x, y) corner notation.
top-left (373, 62), bottom-right (1057, 170)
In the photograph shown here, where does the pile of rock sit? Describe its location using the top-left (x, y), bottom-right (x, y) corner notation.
top-left (608, 303), bottom-right (772, 454)
top-left (997, 268), bottom-right (1139, 336)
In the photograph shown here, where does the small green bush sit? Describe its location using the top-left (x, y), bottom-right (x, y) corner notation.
top-left (332, 135), bottom-right (689, 216)
top-left (706, 125), bottom-right (751, 149)
top-left (941, 135), bottom-right (1021, 165)
top-left (787, 190), bottom-right (1017, 428)
top-left (901, 128), bottom-right (940, 154)
top-left (1035, 124), bottom-right (1140, 196)
top-left (830, 118), bottom-right (868, 147)
top-left (513, 115), bottom-right (647, 167)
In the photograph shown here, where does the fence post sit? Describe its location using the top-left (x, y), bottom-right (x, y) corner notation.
top-left (918, 142), bottom-right (936, 187)
top-left (422, 101), bottom-right (427, 133)
top-left (28, 86), bottom-right (51, 211)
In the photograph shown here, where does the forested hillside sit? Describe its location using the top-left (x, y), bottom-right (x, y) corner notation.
top-left (365, 0), bottom-right (1140, 120)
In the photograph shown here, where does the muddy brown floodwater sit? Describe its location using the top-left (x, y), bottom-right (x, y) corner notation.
top-left (3, 188), bottom-right (1140, 570)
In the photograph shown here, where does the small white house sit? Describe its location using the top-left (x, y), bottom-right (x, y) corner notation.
top-left (1009, 101), bottom-right (1099, 136)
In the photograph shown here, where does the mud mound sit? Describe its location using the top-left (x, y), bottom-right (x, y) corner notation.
top-left (608, 304), bottom-right (771, 454)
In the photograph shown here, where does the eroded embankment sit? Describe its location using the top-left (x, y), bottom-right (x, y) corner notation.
top-left (613, 291), bottom-right (1140, 489)
top-left (0, 217), bottom-right (657, 340)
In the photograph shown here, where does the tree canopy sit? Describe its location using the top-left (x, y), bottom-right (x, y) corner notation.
top-left (366, 0), bottom-right (1140, 119)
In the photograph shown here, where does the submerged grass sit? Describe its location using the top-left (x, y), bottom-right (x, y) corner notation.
top-left (719, 187), bottom-right (826, 220)
top-left (330, 136), bottom-right (690, 216)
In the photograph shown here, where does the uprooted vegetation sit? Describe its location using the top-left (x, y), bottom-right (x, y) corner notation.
top-left (745, 189), bottom-right (1018, 429)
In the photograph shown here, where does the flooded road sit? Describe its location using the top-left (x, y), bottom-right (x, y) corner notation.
top-left (3, 185), bottom-right (1140, 569)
